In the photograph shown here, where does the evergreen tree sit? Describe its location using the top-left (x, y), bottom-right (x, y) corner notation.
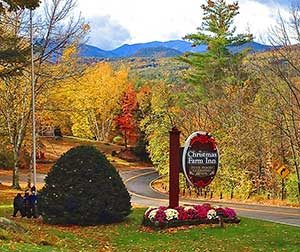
top-left (0, 0), bottom-right (40, 79)
top-left (180, 0), bottom-right (252, 96)
top-left (38, 145), bottom-right (131, 225)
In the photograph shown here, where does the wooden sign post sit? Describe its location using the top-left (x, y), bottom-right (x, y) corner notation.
top-left (169, 127), bottom-right (180, 208)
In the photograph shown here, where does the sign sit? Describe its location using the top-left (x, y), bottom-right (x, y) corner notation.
top-left (182, 131), bottom-right (219, 188)
top-left (276, 165), bottom-right (289, 179)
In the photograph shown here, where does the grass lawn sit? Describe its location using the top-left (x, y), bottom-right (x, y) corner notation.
top-left (0, 206), bottom-right (299, 252)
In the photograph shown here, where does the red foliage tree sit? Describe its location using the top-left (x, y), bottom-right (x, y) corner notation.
top-left (116, 84), bottom-right (138, 148)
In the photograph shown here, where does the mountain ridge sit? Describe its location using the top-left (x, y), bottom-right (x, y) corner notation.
top-left (79, 40), bottom-right (273, 59)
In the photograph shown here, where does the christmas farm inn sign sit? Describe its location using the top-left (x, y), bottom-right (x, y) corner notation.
top-left (182, 131), bottom-right (219, 188)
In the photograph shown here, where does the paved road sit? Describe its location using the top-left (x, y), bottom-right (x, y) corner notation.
top-left (123, 168), bottom-right (300, 227)
top-left (1, 168), bottom-right (300, 227)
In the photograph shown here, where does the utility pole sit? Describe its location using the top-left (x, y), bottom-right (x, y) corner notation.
top-left (30, 9), bottom-right (37, 187)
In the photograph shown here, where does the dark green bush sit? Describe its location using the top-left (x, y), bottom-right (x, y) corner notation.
top-left (38, 145), bottom-right (131, 225)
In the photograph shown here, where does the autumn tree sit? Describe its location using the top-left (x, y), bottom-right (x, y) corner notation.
top-left (140, 82), bottom-right (180, 175)
top-left (248, 2), bottom-right (300, 200)
top-left (0, 0), bottom-right (86, 188)
top-left (47, 62), bottom-right (130, 141)
top-left (0, 0), bottom-right (40, 13)
top-left (116, 84), bottom-right (138, 149)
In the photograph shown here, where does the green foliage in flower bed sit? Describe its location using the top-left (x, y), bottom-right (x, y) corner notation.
top-left (38, 145), bottom-right (131, 225)
top-left (142, 216), bottom-right (240, 229)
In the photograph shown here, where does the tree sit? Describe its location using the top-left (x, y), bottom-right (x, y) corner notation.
top-left (38, 145), bottom-right (131, 225)
top-left (180, 0), bottom-right (252, 95)
top-left (140, 82), bottom-right (180, 175)
top-left (0, 0), bottom-right (40, 78)
top-left (248, 2), bottom-right (300, 200)
top-left (0, 0), bottom-right (86, 188)
top-left (0, 0), bottom-right (40, 13)
top-left (116, 84), bottom-right (138, 148)
top-left (177, 0), bottom-right (262, 198)
top-left (47, 62), bottom-right (130, 141)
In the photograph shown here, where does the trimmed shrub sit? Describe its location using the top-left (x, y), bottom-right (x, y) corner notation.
top-left (38, 145), bottom-right (131, 225)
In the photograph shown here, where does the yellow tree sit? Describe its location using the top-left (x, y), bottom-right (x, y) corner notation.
top-left (0, 0), bottom-right (86, 188)
top-left (49, 62), bottom-right (130, 141)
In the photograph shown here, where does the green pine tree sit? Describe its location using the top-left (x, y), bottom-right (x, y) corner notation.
top-left (0, 0), bottom-right (40, 79)
top-left (180, 0), bottom-right (252, 96)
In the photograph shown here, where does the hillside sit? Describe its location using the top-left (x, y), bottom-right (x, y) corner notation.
top-left (133, 46), bottom-right (182, 58)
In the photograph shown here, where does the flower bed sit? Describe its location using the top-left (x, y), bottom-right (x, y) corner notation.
top-left (142, 204), bottom-right (240, 229)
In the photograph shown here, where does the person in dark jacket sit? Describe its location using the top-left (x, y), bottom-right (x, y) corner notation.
top-left (29, 190), bottom-right (38, 218)
top-left (24, 191), bottom-right (32, 218)
top-left (12, 193), bottom-right (25, 217)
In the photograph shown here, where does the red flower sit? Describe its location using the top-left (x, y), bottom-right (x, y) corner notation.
top-left (194, 205), bottom-right (209, 218)
top-left (175, 206), bottom-right (189, 220)
top-left (154, 209), bottom-right (167, 223)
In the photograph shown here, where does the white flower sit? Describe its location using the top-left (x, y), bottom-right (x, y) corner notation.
top-left (164, 209), bottom-right (179, 221)
top-left (207, 209), bottom-right (217, 220)
top-left (184, 206), bottom-right (195, 211)
top-left (148, 209), bottom-right (158, 221)
top-left (145, 206), bottom-right (157, 217)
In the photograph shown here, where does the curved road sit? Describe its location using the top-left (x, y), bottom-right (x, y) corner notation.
top-left (123, 168), bottom-right (300, 227)
top-left (1, 168), bottom-right (299, 227)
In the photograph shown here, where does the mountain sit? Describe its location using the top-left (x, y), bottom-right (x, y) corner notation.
top-left (161, 40), bottom-right (208, 53)
top-left (110, 40), bottom-right (208, 57)
top-left (228, 41), bottom-right (273, 54)
top-left (78, 40), bottom-right (273, 59)
top-left (133, 46), bottom-right (182, 58)
top-left (78, 44), bottom-right (117, 58)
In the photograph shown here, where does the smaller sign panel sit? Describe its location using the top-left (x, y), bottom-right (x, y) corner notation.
top-left (276, 165), bottom-right (290, 179)
top-left (182, 131), bottom-right (219, 188)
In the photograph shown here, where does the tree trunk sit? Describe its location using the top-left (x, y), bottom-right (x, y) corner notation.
top-left (12, 151), bottom-right (21, 189)
top-left (124, 130), bottom-right (128, 149)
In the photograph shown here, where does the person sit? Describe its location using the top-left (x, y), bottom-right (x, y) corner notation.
top-left (24, 190), bottom-right (32, 218)
top-left (29, 188), bottom-right (38, 218)
top-left (12, 193), bottom-right (25, 217)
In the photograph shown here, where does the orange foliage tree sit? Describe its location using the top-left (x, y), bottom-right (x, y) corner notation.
top-left (116, 84), bottom-right (138, 148)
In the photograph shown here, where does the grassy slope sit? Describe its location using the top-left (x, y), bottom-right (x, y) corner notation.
top-left (0, 207), bottom-right (299, 252)
top-left (1, 137), bottom-right (299, 251)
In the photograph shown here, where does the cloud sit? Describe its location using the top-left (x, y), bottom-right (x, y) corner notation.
top-left (236, 0), bottom-right (290, 43)
top-left (78, 0), bottom-right (291, 48)
top-left (86, 16), bottom-right (131, 50)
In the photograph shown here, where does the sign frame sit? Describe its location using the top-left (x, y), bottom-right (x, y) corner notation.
top-left (182, 131), bottom-right (219, 188)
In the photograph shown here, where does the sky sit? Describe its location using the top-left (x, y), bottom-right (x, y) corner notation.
top-left (76, 0), bottom-right (293, 50)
